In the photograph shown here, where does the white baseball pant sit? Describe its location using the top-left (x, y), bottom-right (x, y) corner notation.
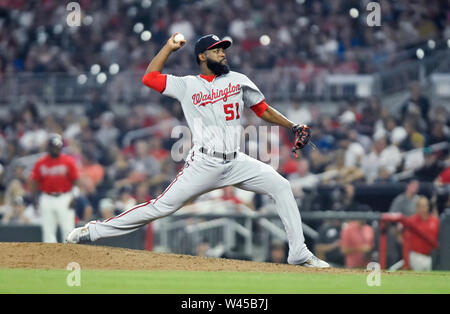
top-left (88, 148), bottom-right (313, 264)
top-left (40, 192), bottom-right (75, 243)
top-left (409, 250), bottom-right (432, 271)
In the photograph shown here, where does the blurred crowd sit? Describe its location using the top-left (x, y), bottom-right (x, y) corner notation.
top-left (0, 80), bottom-right (448, 227)
top-left (287, 82), bottom-right (450, 189)
top-left (1, 0), bottom-right (449, 79)
top-left (0, 95), bottom-right (183, 225)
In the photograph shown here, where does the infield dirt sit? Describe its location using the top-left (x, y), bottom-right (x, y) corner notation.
top-left (0, 242), bottom-right (368, 274)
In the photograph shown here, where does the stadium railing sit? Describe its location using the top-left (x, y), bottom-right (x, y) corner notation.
top-left (158, 208), bottom-right (383, 262)
top-left (373, 48), bottom-right (450, 96)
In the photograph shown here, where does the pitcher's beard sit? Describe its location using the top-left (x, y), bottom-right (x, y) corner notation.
top-left (206, 59), bottom-right (230, 76)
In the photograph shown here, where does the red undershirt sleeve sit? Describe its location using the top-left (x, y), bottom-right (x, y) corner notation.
top-left (250, 100), bottom-right (269, 117)
top-left (142, 71), bottom-right (167, 94)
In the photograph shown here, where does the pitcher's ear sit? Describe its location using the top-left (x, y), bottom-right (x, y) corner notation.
top-left (198, 52), bottom-right (207, 63)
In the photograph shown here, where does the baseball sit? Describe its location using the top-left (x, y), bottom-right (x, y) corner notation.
top-left (174, 33), bottom-right (185, 43)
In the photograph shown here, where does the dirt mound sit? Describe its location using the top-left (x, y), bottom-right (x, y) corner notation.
top-left (0, 242), bottom-right (361, 274)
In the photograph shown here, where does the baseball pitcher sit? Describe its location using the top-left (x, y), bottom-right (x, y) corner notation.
top-left (67, 34), bottom-right (329, 268)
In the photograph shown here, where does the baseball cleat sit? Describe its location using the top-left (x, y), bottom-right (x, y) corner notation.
top-left (66, 225), bottom-right (91, 244)
top-left (299, 255), bottom-right (330, 268)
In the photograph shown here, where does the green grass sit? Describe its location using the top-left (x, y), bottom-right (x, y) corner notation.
top-left (0, 269), bottom-right (449, 294)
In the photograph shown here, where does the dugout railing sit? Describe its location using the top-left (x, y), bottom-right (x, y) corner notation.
top-left (157, 208), bottom-right (383, 263)
top-left (157, 208), bottom-right (450, 270)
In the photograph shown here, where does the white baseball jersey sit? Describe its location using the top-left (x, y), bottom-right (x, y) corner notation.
top-left (163, 71), bottom-right (265, 154)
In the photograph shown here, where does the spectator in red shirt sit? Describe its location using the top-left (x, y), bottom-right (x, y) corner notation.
top-left (436, 166), bottom-right (450, 185)
top-left (30, 133), bottom-right (80, 243)
top-left (149, 137), bottom-right (169, 161)
top-left (340, 220), bottom-right (374, 268)
top-left (403, 196), bottom-right (439, 271)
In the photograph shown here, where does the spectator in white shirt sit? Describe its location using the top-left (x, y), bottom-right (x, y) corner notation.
top-left (286, 102), bottom-right (312, 126)
top-left (289, 159), bottom-right (320, 197)
top-left (337, 132), bottom-right (365, 168)
top-left (362, 137), bottom-right (400, 183)
top-left (2, 196), bottom-right (40, 225)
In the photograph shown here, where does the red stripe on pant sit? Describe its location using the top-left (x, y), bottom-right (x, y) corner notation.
top-left (104, 152), bottom-right (193, 223)
top-left (103, 169), bottom-right (183, 223)
top-left (152, 167), bottom-right (185, 205)
top-left (152, 152), bottom-right (193, 205)
top-left (104, 201), bottom-right (151, 223)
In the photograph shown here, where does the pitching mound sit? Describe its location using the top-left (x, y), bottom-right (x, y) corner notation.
top-left (0, 242), bottom-right (361, 274)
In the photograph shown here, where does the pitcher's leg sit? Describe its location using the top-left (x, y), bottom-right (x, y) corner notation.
top-left (88, 152), bottom-right (223, 241)
top-left (224, 155), bottom-right (313, 264)
top-left (238, 173), bottom-right (312, 264)
top-left (88, 200), bottom-right (166, 241)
